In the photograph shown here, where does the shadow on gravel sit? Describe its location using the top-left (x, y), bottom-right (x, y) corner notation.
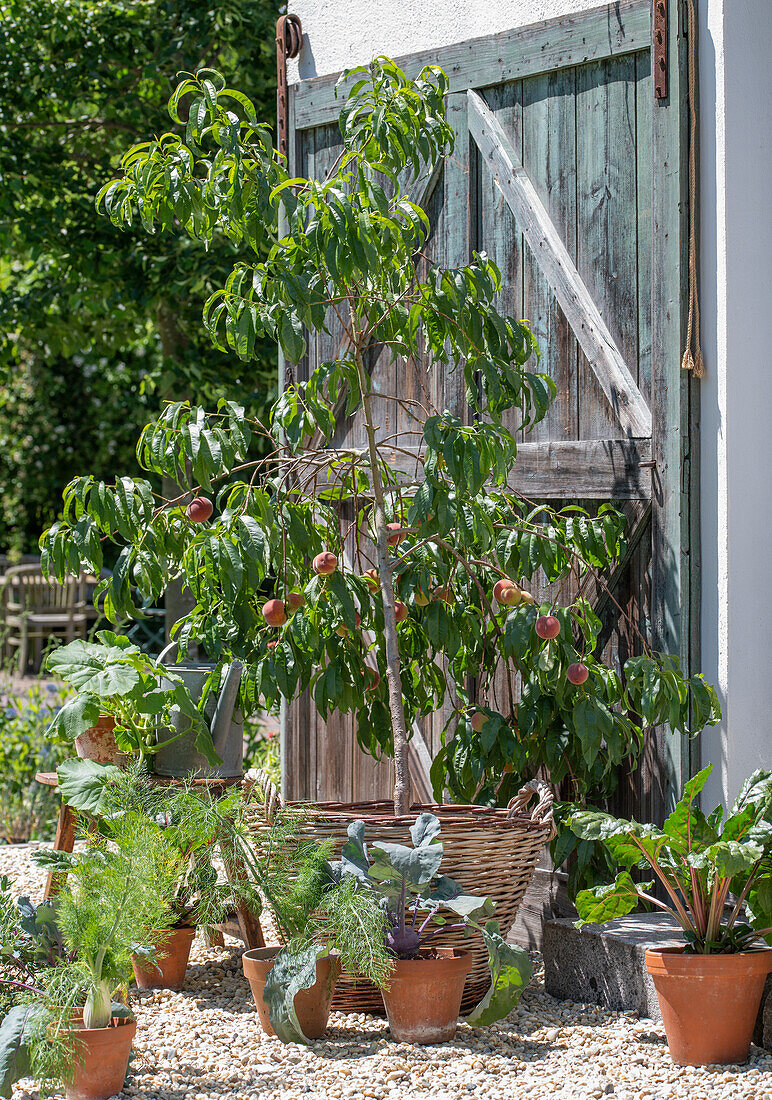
top-left (310, 1020), bottom-right (558, 1066)
top-left (133, 947), bottom-right (256, 1016)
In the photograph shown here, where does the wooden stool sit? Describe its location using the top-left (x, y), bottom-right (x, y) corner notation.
top-left (35, 770), bottom-right (265, 949)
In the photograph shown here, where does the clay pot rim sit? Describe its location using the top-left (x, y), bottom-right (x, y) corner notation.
top-left (646, 945), bottom-right (772, 976)
top-left (243, 946), bottom-right (281, 964)
top-left (69, 1014), bottom-right (136, 1035)
top-left (389, 948), bottom-right (473, 973)
top-left (243, 946), bottom-right (342, 963)
top-left (163, 923), bottom-right (197, 937)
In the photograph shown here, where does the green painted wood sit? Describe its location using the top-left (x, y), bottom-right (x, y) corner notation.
top-left (468, 86), bottom-right (651, 439)
top-left (575, 54), bottom-right (641, 442)
top-left (649, 0), bottom-right (694, 813)
top-left (476, 80), bottom-right (524, 422)
top-left (293, 0), bottom-right (652, 130)
top-left (284, 0), bottom-right (692, 820)
top-left (636, 49), bottom-right (653, 405)
top-left (522, 67), bottom-right (578, 443)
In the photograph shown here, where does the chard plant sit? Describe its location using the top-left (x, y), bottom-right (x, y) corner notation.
top-left (570, 765), bottom-right (772, 953)
top-left (41, 60), bottom-right (720, 879)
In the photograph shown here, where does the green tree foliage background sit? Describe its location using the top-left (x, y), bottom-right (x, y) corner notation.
top-left (0, 0), bottom-right (280, 556)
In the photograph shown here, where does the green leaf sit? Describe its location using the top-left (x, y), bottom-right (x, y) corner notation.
top-left (48, 693), bottom-right (102, 742)
top-left (46, 639), bottom-right (141, 696)
top-left (278, 311), bottom-right (306, 363)
top-left (262, 944), bottom-right (331, 1044)
top-left (575, 871), bottom-right (647, 926)
top-left (369, 839), bottom-right (444, 886)
top-left (464, 921), bottom-right (532, 1026)
top-left (0, 1004), bottom-right (47, 1098)
top-left (56, 759), bottom-right (121, 814)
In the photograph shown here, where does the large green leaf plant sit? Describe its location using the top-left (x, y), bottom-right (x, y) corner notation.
top-left (41, 61), bottom-right (719, 848)
top-left (46, 632), bottom-right (215, 768)
top-left (571, 765), bottom-right (772, 953)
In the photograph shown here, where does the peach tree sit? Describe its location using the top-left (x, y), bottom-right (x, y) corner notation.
top-left (41, 62), bottom-right (719, 878)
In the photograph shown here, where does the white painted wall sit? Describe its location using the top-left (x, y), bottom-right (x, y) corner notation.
top-left (699, 1), bottom-right (772, 809)
top-left (287, 0), bottom-right (599, 81)
top-left (287, 0), bottom-right (772, 809)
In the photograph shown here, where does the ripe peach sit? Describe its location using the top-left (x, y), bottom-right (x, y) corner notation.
top-left (394, 600), bottom-right (408, 624)
top-left (471, 711), bottom-right (489, 733)
top-left (500, 584), bottom-right (523, 607)
top-left (432, 586), bottom-right (452, 604)
top-left (313, 552), bottom-right (338, 576)
top-left (535, 615), bottom-right (561, 640)
top-left (336, 623), bottom-right (349, 638)
top-left (567, 662), bottom-right (589, 685)
top-left (493, 578), bottom-right (515, 604)
top-left (387, 522), bottom-right (405, 546)
top-left (366, 667), bottom-right (381, 691)
top-left (286, 591), bottom-right (305, 612)
top-left (364, 568), bottom-right (379, 593)
top-left (519, 590), bottom-right (536, 605)
top-left (262, 599), bottom-right (287, 627)
top-left (413, 588), bottom-right (429, 607)
top-left (186, 496), bottom-right (213, 523)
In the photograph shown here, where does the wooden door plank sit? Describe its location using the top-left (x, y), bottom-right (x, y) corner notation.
top-left (468, 88), bottom-right (652, 439)
top-left (575, 55), bottom-right (640, 441)
top-left (649, 0), bottom-right (694, 812)
top-left (636, 50), bottom-right (653, 406)
top-left (477, 80), bottom-right (524, 420)
top-left (297, 438), bottom-right (653, 500)
top-left (293, 0), bottom-right (651, 130)
top-left (522, 67), bottom-right (578, 443)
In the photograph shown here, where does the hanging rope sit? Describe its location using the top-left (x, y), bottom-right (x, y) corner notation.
top-left (682, 0), bottom-right (704, 377)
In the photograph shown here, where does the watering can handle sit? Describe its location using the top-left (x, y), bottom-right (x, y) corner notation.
top-left (158, 639), bottom-right (178, 664)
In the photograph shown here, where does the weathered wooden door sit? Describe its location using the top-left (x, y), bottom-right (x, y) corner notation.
top-left (282, 0), bottom-right (696, 822)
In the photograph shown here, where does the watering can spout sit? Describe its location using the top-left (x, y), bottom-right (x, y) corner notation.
top-left (210, 661), bottom-right (243, 755)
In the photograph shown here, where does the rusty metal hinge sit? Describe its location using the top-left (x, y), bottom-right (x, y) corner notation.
top-left (654, 0), bottom-right (668, 100)
top-left (276, 13), bottom-right (303, 162)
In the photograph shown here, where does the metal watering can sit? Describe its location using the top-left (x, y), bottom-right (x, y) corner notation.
top-left (153, 641), bottom-right (244, 779)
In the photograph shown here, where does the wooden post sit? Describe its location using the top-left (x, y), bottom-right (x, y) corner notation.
top-left (44, 803), bottom-right (77, 900)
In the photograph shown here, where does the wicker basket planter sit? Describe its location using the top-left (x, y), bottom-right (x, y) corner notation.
top-left (245, 774), bottom-right (554, 1015)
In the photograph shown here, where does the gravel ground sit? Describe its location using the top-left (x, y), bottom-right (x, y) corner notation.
top-left (3, 843), bottom-right (772, 1100)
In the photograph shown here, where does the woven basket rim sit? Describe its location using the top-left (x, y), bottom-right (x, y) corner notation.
top-left (278, 798), bottom-right (550, 832)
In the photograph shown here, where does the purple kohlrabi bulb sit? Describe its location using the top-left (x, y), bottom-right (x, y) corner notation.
top-left (385, 925), bottom-right (421, 958)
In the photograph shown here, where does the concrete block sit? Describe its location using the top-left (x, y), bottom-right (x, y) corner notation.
top-left (543, 912), bottom-right (685, 1020)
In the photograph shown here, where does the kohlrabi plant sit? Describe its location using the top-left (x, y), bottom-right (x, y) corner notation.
top-left (570, 765), bottom-right (772, 954)
top-left (333, 811), bottom-right (532, 1025)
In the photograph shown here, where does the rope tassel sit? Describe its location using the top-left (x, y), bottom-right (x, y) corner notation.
top-left (682, 0), bottom-right (705, 378)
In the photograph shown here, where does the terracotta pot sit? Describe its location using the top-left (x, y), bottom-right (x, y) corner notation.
top-left (74, 715), bottom-right (129, 766)
top-left (242, 947), bottom-right (341, 1038)
top-left (381, 948), bottom-right (473, 1044)
top-left (646, 946), bottom-right (772, 1065)
top-left (66, 1016), bottom-right (136, 1100)
top-left (132, 925), bottom-right (196, 991)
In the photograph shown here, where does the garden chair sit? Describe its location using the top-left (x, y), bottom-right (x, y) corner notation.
top-left (0, 564), bottom-right (88, 673)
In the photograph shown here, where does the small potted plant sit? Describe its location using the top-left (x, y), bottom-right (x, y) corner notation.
top-left (334, 811), bottom-right (533, 1043)
top-left (53, 760), bottom-right (222, 992)
top-left (0, 818), bottom-right (177, 1100)
top-left (46, 631), bottom-right (220, 771)
top-left (161, 784), bottom-right (392, 1042)
top-left (570, 765), bottom-right (772, 1066)
top-left (51, 761), bottom-right (390, 1037)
